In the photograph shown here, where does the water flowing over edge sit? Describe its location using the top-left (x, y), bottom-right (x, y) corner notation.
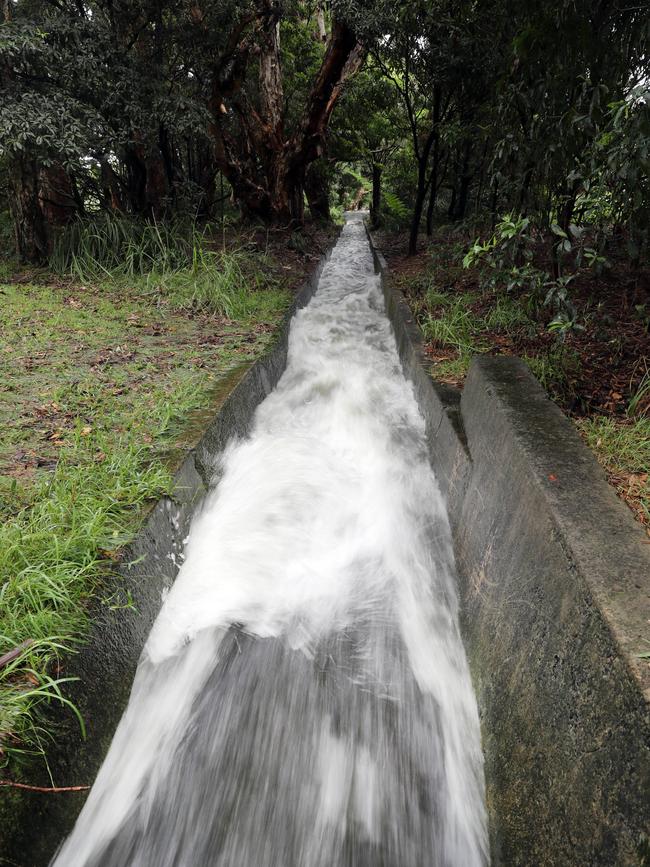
top-left (53, 213), bottom-right (488, 867)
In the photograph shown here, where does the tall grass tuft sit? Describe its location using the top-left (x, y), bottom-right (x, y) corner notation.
top-left (51, 215), bottom-right (282, 319)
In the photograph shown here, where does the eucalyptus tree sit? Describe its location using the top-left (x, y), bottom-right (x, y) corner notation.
top-left (198, 0), bottom-right (364, 222)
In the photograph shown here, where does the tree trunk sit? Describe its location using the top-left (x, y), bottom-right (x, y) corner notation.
top-left (447, 184), bottom-right (457, 221)
top-left (9, 158), bottom-right (50, 263)
top-left (425, 86), bottom-right (442, 236)
top-left (490, 179), bottom-right (499, 229)
top-left (39, 164), bottom-right (77, 228)
top-left (3, 0), bottom-right (49, 262)
top-left (316, 4), bottom-right (327, 41)
top-left (370, 163), bottom-right (382, 228)
top-left (100, 157), bottom-right (125, 212)
top-left (305, 160), bottom-right (331, 221)
top-left (452, 140), bottom-right (472, 221)
top-left (518, 162), bottom-right (535, 215)
top-left (207, 10), bottom-right (363, 225)
top-left (409, 159), bottom-right (428, 256)
top-left (425, 137), bottom-right (440, 235)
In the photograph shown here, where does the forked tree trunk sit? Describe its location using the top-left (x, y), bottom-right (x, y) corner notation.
top-left (207, 8), bottom-right (363, 225)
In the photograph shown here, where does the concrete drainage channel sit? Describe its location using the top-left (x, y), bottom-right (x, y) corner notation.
top-left (2, 225), bottom-right (648, 866)
top-left (369, 231), bottom-right (650, 865)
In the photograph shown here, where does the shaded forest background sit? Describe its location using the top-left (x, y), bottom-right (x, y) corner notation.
top-left (1, 0), bottom-right (648, 265)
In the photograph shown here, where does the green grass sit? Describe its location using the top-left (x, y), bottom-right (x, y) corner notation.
top-left (139, 253), bottom-right (287, 321)
top-left (0, 435), bottom-right (171, 769)
top-left (0, 227), bottom-right (293, 772)
top-left (575, 416), bottom-right (650, 523)
top-left (484, 295), bottom-right (537, 333)
top-left (576, 416), bottom-right (650, 476)
top-left (522, 347), bottom-right (582, 398)
top-left (429, 356), bottom-right (472, 381)
top-left (421, 292), bottom-right (489, 357)
top-left (50, 214), bottom-right (286, 320)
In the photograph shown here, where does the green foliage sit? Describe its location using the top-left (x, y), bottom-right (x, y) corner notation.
top-left (463, 214), bottom-right (535, 273)
top-left (463, 213), bottom-right (611, 337)
top-left (381, 188), bottom-right (410, 227)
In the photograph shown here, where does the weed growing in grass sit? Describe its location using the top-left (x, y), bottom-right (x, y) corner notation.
top-left (522, 349), bottom-right (579, 395)
top-left (577, 416), bottom-right (650, 475)
top-left (429, 356), bottom-right (471, 382)
top-left (484, 295), bottom-right (537, 334)
top-left (628, 364), bottom-right (650, 418)
top-left (421, 294), bottom-right (488, 356)
top-left (140, 250), bottom-right (286, 321)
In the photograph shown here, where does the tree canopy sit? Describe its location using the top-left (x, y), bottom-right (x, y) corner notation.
top-left (0, 0), bottom-right (648, 266)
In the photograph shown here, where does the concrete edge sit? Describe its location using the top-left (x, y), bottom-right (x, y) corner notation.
top-left (462, 356), bottom-right (650, 700)
top-left (364, 226), bottom-right (472, 526)
top-left (0, 236), bottom-right (339, 867)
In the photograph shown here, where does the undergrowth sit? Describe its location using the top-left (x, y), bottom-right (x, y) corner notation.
top-left (51, 215), bottom-right (285, 319)
top-left (392, 230), bottom-right (649, 530)
top-left (576, 416), bottom-right (650, 524)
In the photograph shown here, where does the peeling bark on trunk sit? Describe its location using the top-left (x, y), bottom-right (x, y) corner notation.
top-left (316, 5), bottom-right (327, 41)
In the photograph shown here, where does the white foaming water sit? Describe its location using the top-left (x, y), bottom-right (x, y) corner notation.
top-left (54, 213), bottom-right (488, 867)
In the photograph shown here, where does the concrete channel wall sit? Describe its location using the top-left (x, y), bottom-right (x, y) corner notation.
top-left (369, 232), bottom-right (650, 866)
top-left (0, 247), bottom-right (334, 867)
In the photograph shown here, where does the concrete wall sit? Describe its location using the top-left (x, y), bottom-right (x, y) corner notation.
top-left (370, 235), bottom-right (650, 866)
top-left (0, 247), bottom-right (333, 867)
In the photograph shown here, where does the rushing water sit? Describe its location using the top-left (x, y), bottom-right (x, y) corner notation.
top-left (53, 213), bottom-right (487, 867)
